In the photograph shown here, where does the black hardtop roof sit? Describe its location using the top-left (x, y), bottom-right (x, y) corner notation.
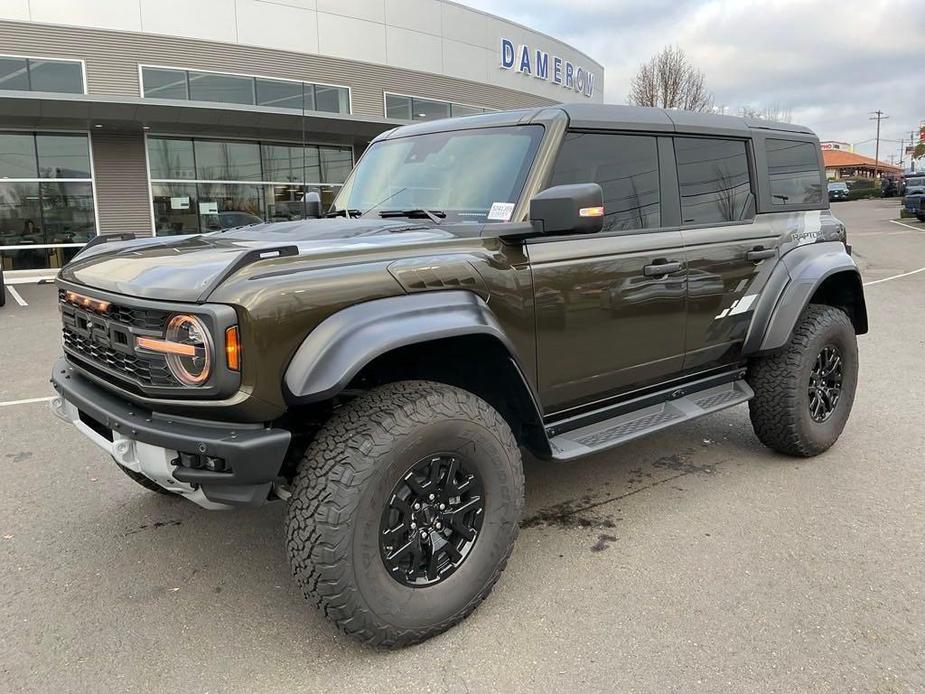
top-left (375, 103), bottom-right (817, 141)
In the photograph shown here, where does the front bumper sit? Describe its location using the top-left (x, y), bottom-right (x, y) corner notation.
top-left (50, 356), bottom-right (291, 508)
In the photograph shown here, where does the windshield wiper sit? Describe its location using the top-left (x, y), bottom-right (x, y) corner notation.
top-left (379, 209), bottom-right (446, 224)
top-left (325, 209), bottom-right (361, 218)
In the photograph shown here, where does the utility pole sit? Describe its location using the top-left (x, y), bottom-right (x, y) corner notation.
top-left (869, 110), bottom-right (889, 179)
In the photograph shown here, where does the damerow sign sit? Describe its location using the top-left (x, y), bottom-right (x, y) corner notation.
top-left (499, 37), bottom-right (596, 98)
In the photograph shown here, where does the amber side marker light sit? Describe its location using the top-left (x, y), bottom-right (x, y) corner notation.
top-left (225, 326), bottom-right (241, 371)
top-left (65, 290), bottom-right (110, 313)
top-left (579, 206), bottom-right (605, 218)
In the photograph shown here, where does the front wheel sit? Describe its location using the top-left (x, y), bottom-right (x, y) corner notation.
top-left (285, 380), bottom-right (524, 648)
top-left (747, 304), bottom-right (858, 457)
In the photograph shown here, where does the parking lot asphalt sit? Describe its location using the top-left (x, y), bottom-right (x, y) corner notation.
top-left (1, 199), bottom-right (923, 693)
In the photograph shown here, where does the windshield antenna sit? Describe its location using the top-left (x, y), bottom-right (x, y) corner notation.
top-left (360, 186), bottom-right (408, 217)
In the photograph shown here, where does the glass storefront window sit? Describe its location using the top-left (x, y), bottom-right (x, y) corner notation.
top-left (148, 137), bottom-right (352, 234)
top-left (314, 85), bottom-right (349, 113)
top-left (188, 71), bottom-right (255, 105)
top-left (0, 132), bottom-right (96, 273)
top-left (40, 182), bottom-right (96, 244)
top-left (451, 103), bottom-right (484, 117)
top-left (0, 133), bottom-right (39, 178)
top-left (28, 59), bottom-right (83, 94)
top-left (152, 183), bottom-right (199, 235)
top-left (385, 94), bottom-right (412, 121)
top-left (195, 140), bottom-right (261, 181)
top-left (147, 138), bottom-right (196, 179)
top-left (0, 57), bottom-right (29, 91)
top-left (0, 56), bottom-right (83, 94)
top-left (36, 134), bottom-right (92, 178)
top-left (142, 67), bottom-right (189, 100)
top-left (197, 183), bottom-right (264, 231)
top-left (256, 78), bottom-right (308, 111)
top-left (320, 147), bottom-right (353, 184)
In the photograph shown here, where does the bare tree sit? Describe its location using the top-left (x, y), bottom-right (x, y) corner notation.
top-left (738, 103), bottom-right (793, 123)
top-left (627, 45), bottom-right (713, 112)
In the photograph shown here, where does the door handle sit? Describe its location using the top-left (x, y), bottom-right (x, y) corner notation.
top-left (746, 247), bottom-right (776, 262)
top-left (643, 260), bottom-right (683, 277)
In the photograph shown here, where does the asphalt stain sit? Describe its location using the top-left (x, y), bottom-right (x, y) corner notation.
top-left (124, 519), bottom-right (183, 536)
top-left (521, 450), bottom-right (711, 530)
top-left (591, 534), bottom-right (618, 552)
top-left (6, 451), bottom-right (33, 463)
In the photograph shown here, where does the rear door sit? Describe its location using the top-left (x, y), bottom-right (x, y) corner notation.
top-left (529, 131), bottom-right (687, 414)
top-left (674, 136), bottom-right (780, 371)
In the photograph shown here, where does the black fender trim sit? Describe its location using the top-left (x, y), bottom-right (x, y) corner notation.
top-left (743, 242), bottom-right (866, 355)
top-left (284, 291), bottom-right (532, 405)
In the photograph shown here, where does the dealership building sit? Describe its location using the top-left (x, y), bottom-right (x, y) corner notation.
top-left (0, 0), bottom-right (603, 275)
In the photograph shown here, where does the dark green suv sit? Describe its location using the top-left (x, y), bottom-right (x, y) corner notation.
top-left (50, 105), bottom-right (867, 647)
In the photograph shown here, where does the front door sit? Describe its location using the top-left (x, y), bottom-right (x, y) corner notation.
top-left (529, 131), bottom-right (687, 414)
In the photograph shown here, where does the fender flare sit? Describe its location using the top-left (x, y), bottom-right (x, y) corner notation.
top-left (743, 242), bottom-right (867, 355)
top-left (283, 290), bottom-right (535, 406)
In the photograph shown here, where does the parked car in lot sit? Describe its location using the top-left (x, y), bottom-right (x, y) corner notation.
top-left (49, 104), bottom-right (866, 648)
top-left (0, 263), bottom-right (5, 307)
top-left (904, 194), bottom-right (925, 221)
top-left (828, 181), bottom-right (849, 201)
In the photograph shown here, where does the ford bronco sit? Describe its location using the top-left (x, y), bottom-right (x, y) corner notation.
top-left (50, 104), bottom-right (866, 647)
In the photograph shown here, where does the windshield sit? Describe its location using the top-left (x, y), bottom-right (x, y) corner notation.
top-left (332, 125), bottom-right (544, 223)
top-left (907, 177), bottom-right (925, 188)
top-left (828, 183), bottom-right (848, 190)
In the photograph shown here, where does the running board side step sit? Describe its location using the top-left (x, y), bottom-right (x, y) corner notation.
top-left (547, 379), bottom-right (754, 462)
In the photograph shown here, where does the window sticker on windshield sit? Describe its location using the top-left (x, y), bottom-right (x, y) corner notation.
top-left (487, 202), bottom-right (515, 222)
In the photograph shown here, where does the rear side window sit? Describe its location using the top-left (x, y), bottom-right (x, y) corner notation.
top-left (766, 139), bottom-right (824, 205)
top-left (549, 132), bottom-right (660, 232)
top-left (675, 137), bottom-right (753, 225)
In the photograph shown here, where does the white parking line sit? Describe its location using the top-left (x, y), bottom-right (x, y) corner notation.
top-left (864, 266), bottom-right (925, 286)
top-left (0, 396), bottom-right (54, 408)
top-left (6, 286), bottom-right (27, 306)
top-left (889, 219), bottom-right (923, 232)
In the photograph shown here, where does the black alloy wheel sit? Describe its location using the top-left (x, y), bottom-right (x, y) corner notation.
top-left (380, 454), bottom-right (485, 587)
top-left (808, 344), bottom-right (843, 422)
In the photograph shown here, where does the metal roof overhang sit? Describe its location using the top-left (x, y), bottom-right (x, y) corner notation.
top-left (0, 91), bottom-right (403, 145)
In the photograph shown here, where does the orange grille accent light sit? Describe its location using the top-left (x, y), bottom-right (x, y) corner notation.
top-left (65, 291), bottom-right (110, 313)
top-left (136, 336), bottom-right (198, 356)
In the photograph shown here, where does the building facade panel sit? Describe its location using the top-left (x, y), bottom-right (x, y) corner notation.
top-left (89, 131), bottom-right (153, 236)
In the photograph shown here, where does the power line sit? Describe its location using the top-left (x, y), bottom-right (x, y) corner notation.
top-left (869, 110), bottom-right (889, 178)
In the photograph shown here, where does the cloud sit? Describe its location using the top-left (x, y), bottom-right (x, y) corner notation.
top-left (464, 0), bottom-right (925, 161)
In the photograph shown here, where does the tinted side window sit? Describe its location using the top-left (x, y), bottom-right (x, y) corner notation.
top-left (675, 137), bottom-right (753, 225)
top-left (766, 139), bottom-right (823, 205)
top-left (549, 132), bottom-right (660, 232)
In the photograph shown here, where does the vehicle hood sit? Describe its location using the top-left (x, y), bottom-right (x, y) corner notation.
top-left (58, 218), bottom-right (476, 302)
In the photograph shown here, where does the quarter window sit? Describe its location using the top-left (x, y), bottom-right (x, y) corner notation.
top-left (766, 139), bottom-right (824, 205)
top-left (675, 137), bottom-right (753, 225)
top-left (548, 132), bottom-right (661, 232)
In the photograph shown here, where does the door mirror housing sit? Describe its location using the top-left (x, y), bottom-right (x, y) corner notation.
top-left (529, 183), bottom-right (604, 235)
top-left (303, 190), bottom-right (323, 219)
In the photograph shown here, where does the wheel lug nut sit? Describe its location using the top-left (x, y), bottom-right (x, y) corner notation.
top-left (420, 530), bottom-right (427, 539)
top-left (413, 503), bottom-right (421, 510)
top-left (410, 522), bottom-right (416, 530)
top-left (428, 494), bottom-right (435, 501)
top-left (435, 522), bottom-right (442, 530)
top-left (439, 503), bottom-right (446, 510)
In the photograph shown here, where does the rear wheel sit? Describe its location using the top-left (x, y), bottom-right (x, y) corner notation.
top-left (285, 380), bottom-right (524, 648)
top-left (747, 305), bottom-right (858, 457)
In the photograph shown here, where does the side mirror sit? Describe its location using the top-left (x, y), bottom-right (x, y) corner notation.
top-left (529, 183), bottom-right (604, 235)
top-left (302, 191), bottom-right (323, 219)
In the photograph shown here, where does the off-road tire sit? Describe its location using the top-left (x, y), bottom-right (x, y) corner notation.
top-left (285, 380), bottom-right (524, 648)
top-left (747, 304), bottom-right (858, 457)
top-left (117, 463), bottom-right (177, 496)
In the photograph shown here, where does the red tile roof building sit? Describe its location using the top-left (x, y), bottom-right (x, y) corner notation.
top-left (824, 149), bottom-right (902, 179)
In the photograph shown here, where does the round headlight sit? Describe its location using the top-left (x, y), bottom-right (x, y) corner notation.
top-left (164, 314), bottom-right (213, 386)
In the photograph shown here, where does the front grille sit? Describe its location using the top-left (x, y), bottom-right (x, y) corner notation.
top-left (59, 289), bottom-right (179, 390)
top-left (62, 329), bottom-right (175, 387)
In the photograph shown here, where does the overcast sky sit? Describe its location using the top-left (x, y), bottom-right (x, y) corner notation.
top-left (464, 0), bottom-right (925, 163)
